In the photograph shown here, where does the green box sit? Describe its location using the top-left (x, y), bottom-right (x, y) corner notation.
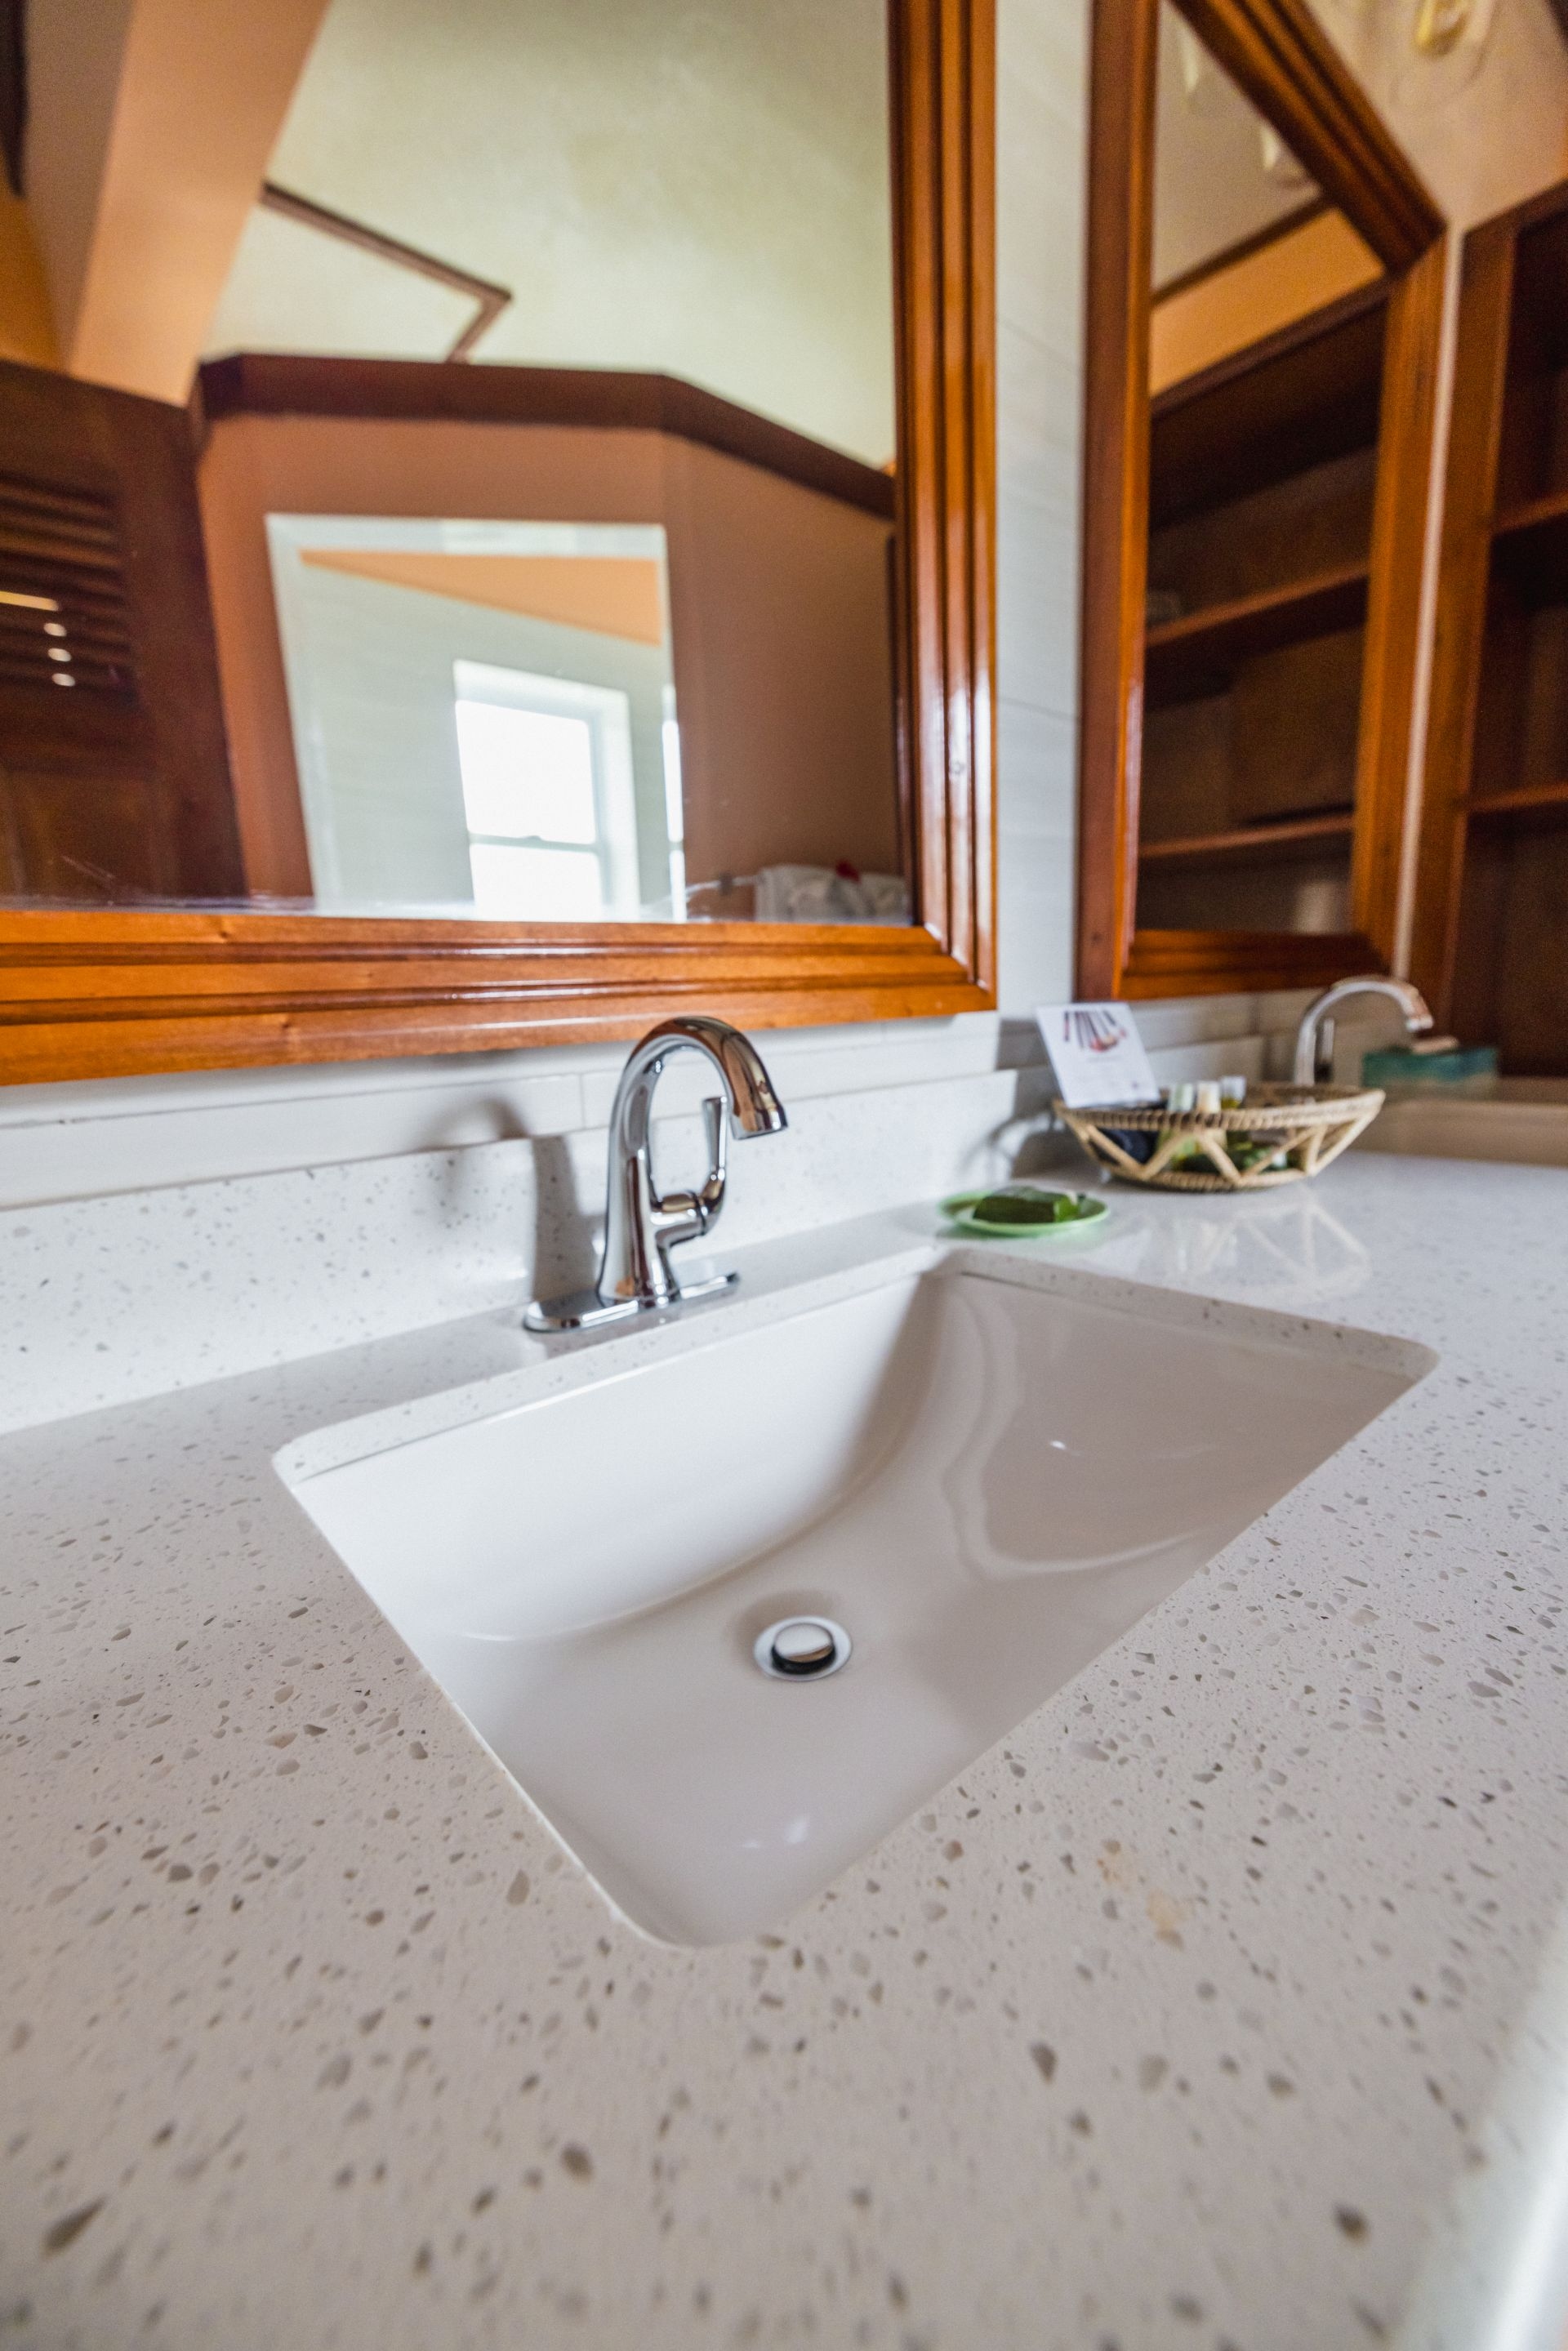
top-left (1361, 1044), bottom-right (1499, 1093)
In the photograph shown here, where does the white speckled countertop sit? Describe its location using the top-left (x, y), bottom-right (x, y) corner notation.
top-left (3, 1151), bottom-right (1566, 2351)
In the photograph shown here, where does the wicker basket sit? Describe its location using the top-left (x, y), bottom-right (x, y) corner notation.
top-left (1054, 1083), bottom-right (1384, 1192)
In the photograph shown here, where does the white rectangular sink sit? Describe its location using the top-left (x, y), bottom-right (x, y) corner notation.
top-left (278, 1254), bottom-right (1432, 1945)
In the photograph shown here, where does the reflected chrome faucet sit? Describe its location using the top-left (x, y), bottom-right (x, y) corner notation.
top-left (525, 1015), bottom-right (787, 1333)
top-left (1293, 975), bottom-right (1434, 1088)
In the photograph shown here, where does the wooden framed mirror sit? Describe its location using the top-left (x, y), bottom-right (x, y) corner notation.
top-left (1076, 0), bottom-right (1448, 1000)
top-left (0, 0), bottom-right (993, 1083)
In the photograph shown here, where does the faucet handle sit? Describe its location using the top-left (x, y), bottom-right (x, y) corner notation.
top-left (697, 1094), bottom-right (728, 1223)
top-left (648, 1097), bottom-right (728, 1249)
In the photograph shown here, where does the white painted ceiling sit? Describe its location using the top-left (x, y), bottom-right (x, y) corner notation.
top-left (203, 0), bottom-right (895, 466)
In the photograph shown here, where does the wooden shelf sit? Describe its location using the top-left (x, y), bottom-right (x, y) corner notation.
top-left (1144, 563), bottom-right (1369, 706)
top-left (1465, 777), bottom-right (1568, 819)
top-left (1412, 178), bottom-right (1568, 1079)
top-left (1139, 812), bottom-right (1353, 868)
top-left (1491, 487), bottom-right (1568, 603)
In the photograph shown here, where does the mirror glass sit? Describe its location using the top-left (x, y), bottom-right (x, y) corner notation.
top-left (0, 0), bottom-right (906, 924)
top-left (1135, 1), bottom-right (1388, 937)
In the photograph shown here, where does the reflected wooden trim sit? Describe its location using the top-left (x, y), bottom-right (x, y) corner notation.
top-left (1122, 926), bottom-right (1382, 997)
top-left (197, 353), bottom-right (899, 521)
top-left (1409, 213), bottom-right (1517, 1022)
top-left (0, 912), bottom-right (990, 1084)
top-left (1076, 0), bottom-right (1445, 1001)
top-left (1350, 234), bottom-right (1446, 961)
top-left (0, 0), bottom-right (996, 1083)
top-left (1174, 0), bottom-right (1441, 270)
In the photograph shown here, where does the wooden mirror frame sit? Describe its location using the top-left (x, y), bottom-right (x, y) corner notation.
top-left (0, 0), bottom-right (995, 1085)
top-left (1075, 0), bottom-right (1448, 1000)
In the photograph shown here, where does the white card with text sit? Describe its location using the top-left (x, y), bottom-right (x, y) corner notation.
top-left (1035, 1002), bottom-right (1160, 1107)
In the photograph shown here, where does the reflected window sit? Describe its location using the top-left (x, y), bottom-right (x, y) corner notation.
top-left (455, 661), bottom-right (639, 921)
top-left (264, 517), bottom-right (675, 915)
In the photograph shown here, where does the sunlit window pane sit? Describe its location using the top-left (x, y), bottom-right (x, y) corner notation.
top-left (467, 841), bottom-right (604, 920)
top-left (456, 700), bottom-right (597, 844)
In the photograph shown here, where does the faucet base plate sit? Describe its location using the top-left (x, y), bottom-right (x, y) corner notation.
top-left (523, 1269), bottom-right (737, 1335)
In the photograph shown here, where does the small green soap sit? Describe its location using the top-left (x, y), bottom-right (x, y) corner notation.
top-left (969, 1188), bottom-right (1080, 1225)
top-left (938, 1185), bottom-right (1107, 1236)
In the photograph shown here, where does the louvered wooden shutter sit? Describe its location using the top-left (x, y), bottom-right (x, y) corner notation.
top-left (0, 359), bottom-right (243, 901)
top-left (0, 476), bottom-right (138, 697)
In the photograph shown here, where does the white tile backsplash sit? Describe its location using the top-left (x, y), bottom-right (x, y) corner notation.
top-left (0, 1068), bottom-right (1027, 1434)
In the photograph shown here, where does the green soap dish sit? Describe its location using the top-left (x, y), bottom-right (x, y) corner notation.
top-left (938, 1185), bottom-right (1108, 1239)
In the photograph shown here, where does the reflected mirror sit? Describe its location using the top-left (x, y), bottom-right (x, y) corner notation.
top-left (0, 0), bottom-right (907, 925)
top-left (1134, 0), bottom-right (1388, 937)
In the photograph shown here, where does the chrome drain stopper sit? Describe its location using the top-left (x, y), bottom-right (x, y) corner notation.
top-left (755, 1616), bottom-right (852, 1681)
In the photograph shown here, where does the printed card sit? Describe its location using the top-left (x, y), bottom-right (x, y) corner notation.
top-left (1034, 1002), bottom-right (1160, 1107)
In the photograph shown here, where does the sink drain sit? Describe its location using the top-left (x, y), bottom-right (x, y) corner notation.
top-left (755, 1616), bottom-right (852, 1681)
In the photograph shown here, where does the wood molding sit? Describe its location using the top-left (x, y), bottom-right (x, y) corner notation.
top-left (1174, 0), bottom-right (1442, 271)
top-left (1075, 0), bottom-right (1158, 997)
top-left (0, 913), bottom-right (990, 1085)
top-left (196, 353), bottom-right (899, 522)
top-left (1122, 926), bottom-right (1382, 997)
top-left (1076, 0), bottom-right (1446, 1002)
top-left (889, 0), bottom-right (996, 986)
top-left (0, 0), bottom-right (995, 1084)
top-left (1349, 234), bottom-right (1446, 960)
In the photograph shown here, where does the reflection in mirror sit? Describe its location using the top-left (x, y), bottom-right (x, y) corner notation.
top-left (1135, 1), bottom-right (1388, 938)
top-left (0, 0), bottom-right (906, 925)
top-left (266, 517), bottom-right (682, 918)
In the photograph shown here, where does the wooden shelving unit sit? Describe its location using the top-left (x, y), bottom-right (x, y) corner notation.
top-left (1136, 284), bottom-right (1388, 937)
top-left (1143, 563), bottom-right (1370, 706)
top-left (1490, 487), bottom-right (1568, 600)
top-left (1413, 180), bottom-right (1568, 1078)
top-left (1465, 777), bottom-right (1568, 818)
top-left (1140, 812), bottom-right (1354, 866)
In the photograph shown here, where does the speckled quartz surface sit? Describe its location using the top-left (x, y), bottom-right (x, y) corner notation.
top-left (3, 1151), bottom-right (1566, 2351)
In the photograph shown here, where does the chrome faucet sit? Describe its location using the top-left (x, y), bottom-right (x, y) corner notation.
top-left (1293, 975), bottom-right (1434, 1088)
top-left (525, 1015), bottom-right (787, 1333)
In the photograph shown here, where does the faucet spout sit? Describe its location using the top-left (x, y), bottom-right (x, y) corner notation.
top-left (524, 1016), bottom-right (787, 1334)
top-left (1293, 976), bottom-right (1434, 1089)
top-left (684, 1016), bottom-right (789, 1141)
